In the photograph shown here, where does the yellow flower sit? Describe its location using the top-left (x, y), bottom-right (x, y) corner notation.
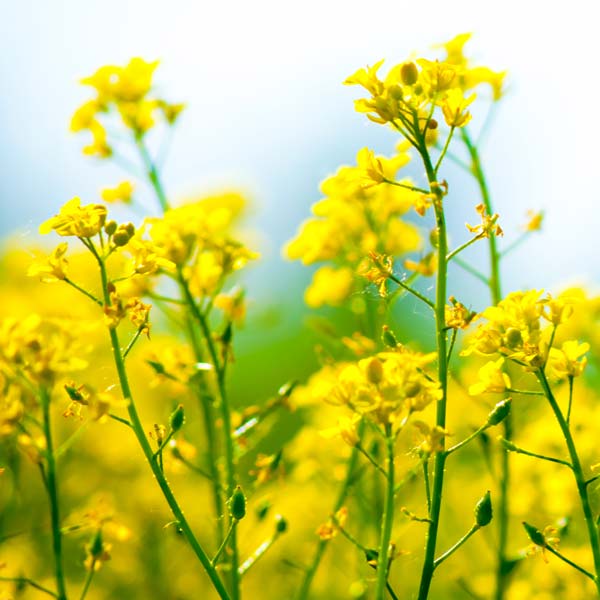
top-left (469, 358), bottom-right (511, 395)
top-left (357, 252), bottom-right (393, 297)
top-left (101, 181), bottom-right (134, 204)
top-left (441, 89), bottom-right (475, 127)
top-left (320, 416), bottom-right (361, 447)
top-left (548, 340), bottom-right (589, 380)
top-left (27, 243), bottom-right (69, 282)
top-left (305, 266), bottom-right (354, 308)
top-left (466, 203), bottom-right (503, 238)
top-left (445, 296), bottom-right (477, 329)
top-left (404, 252), bottom-right (437, 277)
top-left (40, 197), bottom-right (107, 238)
top-left (417, 59), bottom-right (459, 93)
top-left (524, 210), bottom-right (544, 232)
top-left (344, 60), bottom-right (385, 96)
top-left (0, 384), bottom-right (24, 436)
top-left (412, 420), bottom-right (450, 454)
top-left (214, 289), bottom-right (246, 324)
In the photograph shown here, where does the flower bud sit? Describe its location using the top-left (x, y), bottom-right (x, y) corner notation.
top-left (486, 398), bottom-right (512, 426)
top-left (89, 529), bottom-right (104, 558)
top-left (522, 521), bottom-right (545, 546)
top-left (365, 357), bottom-right (384, 384)
top-left (381, 325), bottom-right (398, 348)
top-left (112, 228), bottom-right (130, 247)
top-left (229, 485), bottom-right (246, 520)
top-left (475, 490), bottom-right (493, 527)
top-left (275, 514), bottom-right (287, 533)
top-left (505, 327), bottom-right (523, 349)
top-left (104, 220), bottom-right (117, 236)
top-left (427, 118), bottom-right (438, 130)
top-left (388, 84), bottom-right (403, 101)
top-left (124, 222), bottom-right (135, 237)
top-left (401, 62), bottom-right (419, 86)
top-left (169, 404), bottom-right (185, 432)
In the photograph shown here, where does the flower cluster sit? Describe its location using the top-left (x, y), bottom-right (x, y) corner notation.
top-left (71, 58), bottom-right (184, 157)
top-left (285, 144), bottom-right (423, 307)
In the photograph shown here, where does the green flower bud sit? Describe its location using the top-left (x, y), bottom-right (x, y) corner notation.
top-left (381, 326), bottom-right (398, 348)
top-left (486, 398), bottom-right (512, 426)
top-left (229, 485), bottom-right (246, 520)
top-left (274, 514), bottom-right (287, 533)
top-left (124, 222), bottom-right (135, 237)
top-left (365, 357), bottom-right (384, 385)
top-left (522, 521), bottom-right (545, 546)
top-left (169, 404), bottom-right (185, 432)
top-left (112, 228), bottom-right (130, 247)
top-left (104, 220), bottom-right (117, 236)
top-left (89, 529), bottom-right (104, 558)
top-left (505, 327), bottom-right (523, 349)
top-left (401, 62), bottom-right (419, 86)
top-left (475, 490), bottom-right (493, 527)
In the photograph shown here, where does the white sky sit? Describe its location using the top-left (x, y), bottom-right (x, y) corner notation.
top-left (1, 0), bottom-right (599, 297)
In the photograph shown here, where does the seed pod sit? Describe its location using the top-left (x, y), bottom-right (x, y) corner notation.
top-left (475, 490), bottom-right (493, 527)
top-left (486, 398), bottom-right (512, 426)
top-left (89, 529), bottom-right (104, 558)
top-left (229, 485), bottom-right (246, 520)
top-left (169, 404), bottom-right (185, 432)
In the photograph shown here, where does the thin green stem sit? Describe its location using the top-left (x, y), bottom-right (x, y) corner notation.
top-left (78, 564), bottom-right (95, 600)
top-left (537, 369), bottom-right (600, 594)
top-left (567, 376), bottom-right (574, 425)
top-left (178, 273), bottom-right (240, 599)
top-left (238, 530), bottom-right (284, 577)
top-left (434, 126), bottom-right (456, 175)
top-left (382, 178), bottom-right (430, 195)
top-left (500, 231), bottom-right (531, 258)
top-left (212, 521), bottom-right (237, 566)
top-left (122, 325), bottom-right (145, 359)
top-left (423, 458), bottom-right (432, 514)
top-left (446, 235), bottom-right (482, 262)
top-left (0, 576), bottom-right (58, 598)
top-left (416, 119), bottom-right (450, 600)
top-left (40, 387), bottom-right (68, 600)
top-left (64, 277), bottom-right (102, 306)
top-left (544, 544), bottom-right (596, 581)
top-left (388, 273), bottom-right (435, 310)
top-left (453, 257), bottom-right (490, 286)
top-left (433, 524), bottom-right (480, 570)
top-left (499, 438), bottom-right (572, 469)
top-left (374, 429), bottom-right (396, 600)
top-left (446, 424), bottom-right (488, 456)
top-left (356, 443), bottom-right (387, 478)
top-left (95, 254), bottom-right (230, 600)
top-left (135, 135), bottom-right (170, 212)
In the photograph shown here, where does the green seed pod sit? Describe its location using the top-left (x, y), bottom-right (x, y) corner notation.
top-left (381, 326), bottom-right (398, 348)
top-left (401, 62), bottom-right (419, 86)
top-left (229, 485), bottom-right (246, 520)
top-left (274, 514), bottom-right (287, 533)
top-left (169, 404), bottom-right (185, 432)
top-left (429, 228), bottom-right (439, 248)
top-left (522, 521), bottom-right (545, 546)
top-left (475, 490), bottom-right (493, 527)
top-left (486, 398), bottom-right (512, 426)
top-left (104, 220), bottom-right (117, 236)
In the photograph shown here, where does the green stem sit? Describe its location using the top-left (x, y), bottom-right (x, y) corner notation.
top-left (433, 524), bottom-right (480, 570)
top-left (387, 273), bottom-right (435, 310)
top-left (446, 235), bottom-right (482, 262)
top-left (374, 429), bottom-right (396, 600)
top-left (64, 278), bottom-right (102, 306)
top-left (40, 387), bottom-right (68, 600)
top-left (212, 521), bottom-right (237, 566)
top-left (0, 576), bottom-right (58, 598)
top-left (96, 255), bottom-right (230, 600)
top-left (135, 135), bottom-right (170, 212)
top-left (78, 564), bottom-right (95, 600)
top-left (178, 273), bottom-right (240, 600)
top-left (446, 424), bottom-right (488, 456)
top-left (537, 369), bottom-right (600, 594)
top-left (356, 443), bottom-right (387, 477)
top-left (382, 178), bottom-right (430, 195)
top-left (461, 127), bottom-right (512, 600)
top-left (544, 544), bottom-right (596, 581)
top-left (453, 257), bottom-right (490, 286)
top-left (434, 126), bottom-right (455, 175)
top-left (416, 126), bottom-right (449, 600)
